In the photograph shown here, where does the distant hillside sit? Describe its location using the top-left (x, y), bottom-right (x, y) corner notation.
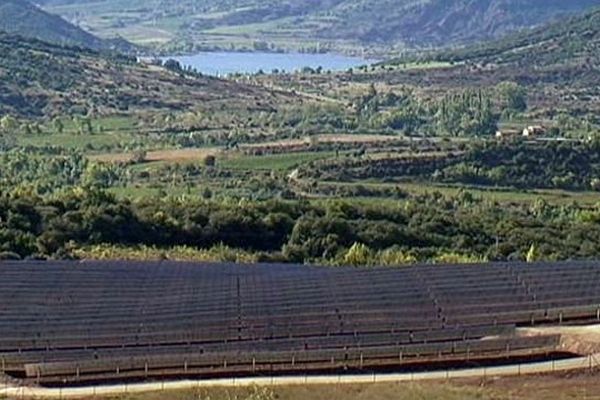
top-left (0, 31), bottom-right (297, 117)
top-left (35, 0), bottom-right (600, 51)
top-left (315, 0), bottom-right (600, 46)
top-left (0, 0), bottom-right (134, 51)
top-left (427, 8), bottom-right (600, 66)
top-left (362, 9), bottom-right (599, 129)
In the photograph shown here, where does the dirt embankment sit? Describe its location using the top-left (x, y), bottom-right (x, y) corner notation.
top-left (519, 324), bottom-right (600, 355)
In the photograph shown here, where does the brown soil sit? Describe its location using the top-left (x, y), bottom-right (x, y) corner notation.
top-left (519, 324), bottom-right (600, 355)
top-left (90, 148), bottom-right (221, 163)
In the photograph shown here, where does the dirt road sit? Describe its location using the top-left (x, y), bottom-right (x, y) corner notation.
top-left (2, 353), bottom-right (599, 399)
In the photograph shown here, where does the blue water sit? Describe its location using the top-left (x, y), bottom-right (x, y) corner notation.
top-left (165, 51), bottom-right (376, 76)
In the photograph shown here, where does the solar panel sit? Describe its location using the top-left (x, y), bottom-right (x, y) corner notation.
top-left (0, 260), bottom-right (598, 385)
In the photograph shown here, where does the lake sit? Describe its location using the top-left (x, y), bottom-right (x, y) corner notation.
top-left (164, 51), bottom-right (376, 76)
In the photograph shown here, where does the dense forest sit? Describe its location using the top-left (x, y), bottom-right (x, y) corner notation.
top-left (2, 187), bottom-right (600, 265)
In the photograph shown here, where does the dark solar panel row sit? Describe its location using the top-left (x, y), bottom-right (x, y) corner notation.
top-left (23, 335), bottom-right (561, 384)
top-left (0, 260), bottom-right (598, 384)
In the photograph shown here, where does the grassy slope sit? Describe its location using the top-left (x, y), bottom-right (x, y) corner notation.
top-left (0, 32), bottom-right (299, 117)
top-left (430, 7), bottom-right (600, 66)
top-left (0, 0), bottom-right (134, 51)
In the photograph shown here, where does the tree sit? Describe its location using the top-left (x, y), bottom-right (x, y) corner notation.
top-left (163, 59), bottom-right (182, 72)
top-left (83, 163), bottom-right (120, 188)
top-left (76, 117), bottom-right (93, 135)
top-left (203, 155), bottom-right (216, 167)
top-left (435, 90), bottom-right (498, 136)
top-left (497, 82), bottom-right (527, 113)
top-left (342, 242), bottom-right (373, 266)
top-left (378, 248), bottom-right (417, 266)
top-left (0, 115), bottom-right (18, 133)
top-left (201, 187), bottom-right (213, 199)
top-left (526, 243), bottom-right (540, 263)
top-left (53, 118), bottom-right (65, 134)
top-left (306, 135), bottom-right (320, 148)
top-left (131, 149), bottom-right (147, 164)
top-left (0, 132), bottom-right (15, 150)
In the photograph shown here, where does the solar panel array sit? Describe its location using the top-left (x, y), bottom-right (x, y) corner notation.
top-left (0, 260), bottom-right (599, 385)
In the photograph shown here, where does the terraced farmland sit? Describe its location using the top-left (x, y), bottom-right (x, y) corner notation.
top-left (1, 260), bottom-right (600, 386)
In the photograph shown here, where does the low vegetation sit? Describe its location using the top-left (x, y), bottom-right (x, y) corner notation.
top-left (72, 373), bottom-right (600, 400)
top-left (298, 140), bottom-right (600, 192)
top-left (0, 31), bottom-right (299, 119)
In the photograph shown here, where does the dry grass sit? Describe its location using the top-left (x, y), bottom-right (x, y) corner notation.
top-left (91, 134), bottom-right (400, 164)
top-left (79, 371), bottom-right (600, 400)
top-left (86, 382), bottom-right (489, 400)
top-left (90, 148), bottom-right (221, 163)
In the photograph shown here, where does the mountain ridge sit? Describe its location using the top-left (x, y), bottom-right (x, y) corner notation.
top-left (33, 0), bottom-right (600, 50)
top-left (0, 0), bottom-right (135, 52)
top-left (425, 7), bottom-right (600, 66)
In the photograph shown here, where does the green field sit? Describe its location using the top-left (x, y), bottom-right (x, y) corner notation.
top-left (17, 132), bottom-right (130, 149)
top-left (219, 151), bottom-right (338, 171)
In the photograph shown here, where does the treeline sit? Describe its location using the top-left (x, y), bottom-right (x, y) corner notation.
top-left (300, 141), bottom-right (600, 191)
top-left (178, 81), bottom-right (522, 141)
top-left (356, 84), bottom-right (525, 136)
top-left (1, 188), bottom-right (600, 265)
top-left (442, 141), bottom-right (600, 190)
